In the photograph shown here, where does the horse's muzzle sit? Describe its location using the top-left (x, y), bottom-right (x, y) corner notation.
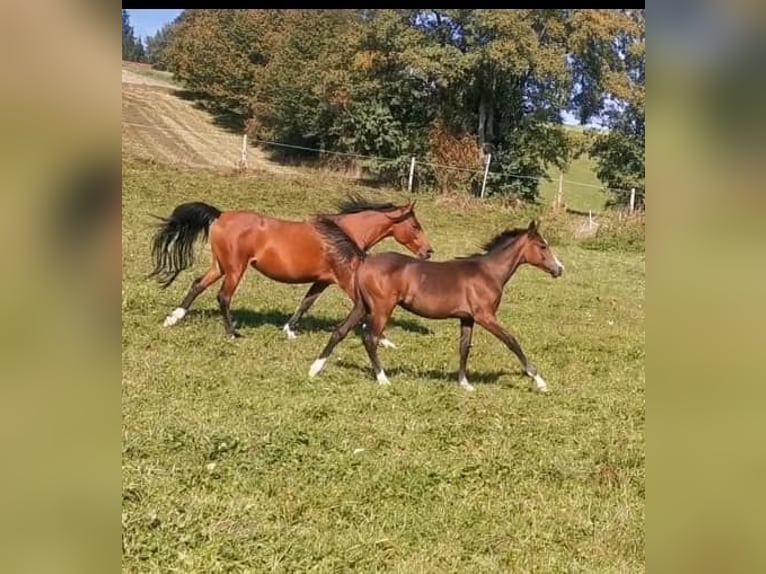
top-left (421, 248), bottom-right (434, 260)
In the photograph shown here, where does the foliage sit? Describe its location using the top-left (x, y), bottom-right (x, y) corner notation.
top-left (122, 10), bottom-right (146, 63)
top-left (423, 118), bottom-right (482, 194)
top-left (161, 9), bottom-right (645, 202)
top-left (581, 212), bottom-right (645, 252)
top-left (166, 10), bottom-right (282, 115)
top-left (569, 9), bottom-right (645, 207)
top-left (145, 19), bottom-right (180, 71)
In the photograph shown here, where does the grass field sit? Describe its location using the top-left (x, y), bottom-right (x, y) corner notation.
top-left (122, 158), bottom-right (644, 572)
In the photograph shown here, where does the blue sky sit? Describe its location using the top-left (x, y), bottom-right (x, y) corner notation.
top-left (127, 9), bottom-right (182, 41)
top-left (126, 9), bottom-right (599, 128)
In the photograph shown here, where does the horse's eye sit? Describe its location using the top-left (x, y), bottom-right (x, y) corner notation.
top-left (540, 244), bottom-right (548, 250)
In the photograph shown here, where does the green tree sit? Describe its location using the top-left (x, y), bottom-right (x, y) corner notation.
top-left (166, 10), bottom-right (281, 116)
top-left (569, 9), bottom-right (645, 207)
top-left (122, 10), bottom-right (146, 63)
top-left (160, 9), bottom-right (643, 203)
top-left (145, 18), bottom-right (181, 71)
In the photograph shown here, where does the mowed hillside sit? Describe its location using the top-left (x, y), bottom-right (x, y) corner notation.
top-left (121, 62), bottom-right (291, 174)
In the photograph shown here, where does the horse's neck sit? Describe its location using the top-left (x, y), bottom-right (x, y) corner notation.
top-left (482, 243), bottom-right (525, 286)
top-left (337, 213), bottom-right (390, 249)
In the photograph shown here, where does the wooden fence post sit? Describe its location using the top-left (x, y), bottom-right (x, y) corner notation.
top-left (408, 157), bottom-right (416, 193)
top-left (629, 187), bottom-right (636, 213)
top-left (556, 172), bottom-right (564, 211)
top-left (239, 133), bottom-right (248, 170)
top-left (480, 153), bottom-right (492, 198)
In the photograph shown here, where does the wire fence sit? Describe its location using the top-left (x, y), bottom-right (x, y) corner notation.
top-left (122, 119), bottom-right (642, 217)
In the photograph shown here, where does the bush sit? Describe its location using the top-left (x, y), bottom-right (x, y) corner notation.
top-left (580, 212), bottom-right (645, 253)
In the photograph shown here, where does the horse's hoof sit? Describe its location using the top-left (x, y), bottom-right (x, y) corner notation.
top-left (308, 358), bottom-right (327, 378)
top-left (376, 371), bottom-right (391, 385)
top-left (283, 324), bottom-right (298, 340)
top-left (459, 378), bottom-right (475, 392)
top-left (163, 307), bottom-right (186, 327)
top-left (227, 331), bottom-right (243, 340)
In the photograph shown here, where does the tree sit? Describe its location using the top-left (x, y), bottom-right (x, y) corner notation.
top-left (145, 19), bottom-right (180, 71)
top-left (122, 10), bottom-right (146, 63)
top-left (568, 9), bottom-right (645, 207)
top-left (159, 9), bottom-right (644, 202)
top-left (166, 10), bottom-right (282, 116)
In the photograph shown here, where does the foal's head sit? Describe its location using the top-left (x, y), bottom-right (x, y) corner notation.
top-left (519, 220), bottom-right (565, 278)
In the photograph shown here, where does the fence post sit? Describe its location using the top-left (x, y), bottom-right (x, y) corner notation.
top-left (589, 210), bottom-right (594, 231)
top-left (480, 153), bottom-right (492, 198)
top-left (408, 157), bottom-right (416, 193)
top-left (239, 133), bottom-right (248, 170)
top-left (629, 187), bottom-right (636, 213)
top-left (556, 172), bottom-right (564, 211)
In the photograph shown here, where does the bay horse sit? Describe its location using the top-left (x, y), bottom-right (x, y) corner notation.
top-left (308, 220), bottom-right (564, 392)
top-left (148, 195), bottom-right (433, 339)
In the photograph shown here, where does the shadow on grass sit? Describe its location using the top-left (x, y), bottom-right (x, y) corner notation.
top-left (185, 308), bottom-right (431, 336)
top-left (333, 359), bottom-right (518, 387)
top-left (172, 90), bottom-right (247, 134)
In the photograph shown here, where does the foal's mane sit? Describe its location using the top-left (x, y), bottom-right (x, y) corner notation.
top-left (336, 193), bottom-right (400, 215)
top-left (313, 216), bottom-right (366, 265)
top-left (481, 227), bottom-right (529, 253)
top-left (457, 227), bottom-right (529, 259)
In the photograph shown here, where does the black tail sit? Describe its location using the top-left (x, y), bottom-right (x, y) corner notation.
top-left (148, 201), bottom-right (222, 288)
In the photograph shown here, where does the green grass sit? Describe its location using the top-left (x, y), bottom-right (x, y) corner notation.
top-left (122, 159), bottom-right (644, 572)
top-left (539, 155), bottom-right (609, 214)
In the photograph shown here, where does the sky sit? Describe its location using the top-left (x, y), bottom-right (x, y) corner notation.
top-left (127, 9), bottom-right (182, 41)
top-left (125, 9), bottom-right (598, 128)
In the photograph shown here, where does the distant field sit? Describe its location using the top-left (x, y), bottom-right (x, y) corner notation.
top-left (121, 157), bottom-right (644, 572)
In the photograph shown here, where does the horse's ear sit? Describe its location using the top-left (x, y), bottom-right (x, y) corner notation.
top-left (407, 199), bottom-right (417, 212)
top-left (528, 220), bottom-right (537, 232)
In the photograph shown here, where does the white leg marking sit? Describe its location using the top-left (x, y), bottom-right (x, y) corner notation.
top-left (163, 307), bottom-right (186, 327)
top-left (459, 376), bottom-right (475, 392)
top-left (283, 323), bottom-right (298, 340)
top-left (376, 370), bottom-right (391, 385)
top-left (532, 373), bottom-right (549, 393)
top-left (308, 358), bottom-right (327, 378)
top-left (379, 337), bottom-right (396, 349)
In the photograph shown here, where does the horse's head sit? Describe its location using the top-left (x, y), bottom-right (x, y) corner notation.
top-left (387, 200), bottom-right (434, 260)
top-left (521, 220), bottom-right (564, 278)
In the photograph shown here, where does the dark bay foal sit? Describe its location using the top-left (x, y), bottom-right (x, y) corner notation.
top-left (308, 220), bottom-right (564, 392)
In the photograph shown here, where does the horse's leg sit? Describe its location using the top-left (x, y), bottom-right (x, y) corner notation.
top-left (457, 318), bottom-right (475, 391)
top-left (216, 264), bottom-right (248, 339)
top-left (284, 281), bottom-right (329, 339)
top-left (360, 309), bottom-right (394, 385)
top-left (336, 278), bottom-right (394, 349)
top-left (475, 313), bottom-right (548, 393)
top-left (163, 263), bottom-right (222, 327)
top-left (308, 296), bottom-right (367, 378)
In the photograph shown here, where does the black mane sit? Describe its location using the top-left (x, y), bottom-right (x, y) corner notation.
top-left (456, 227), bottom-right (529, 259)
top-left (313, 216), bottom-right (366, 266)
top-left (481, 227), bottom-right (528, 253)
top-left (336, 193), bottom-right (400, 214)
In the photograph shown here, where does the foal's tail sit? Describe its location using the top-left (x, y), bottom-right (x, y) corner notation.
top-left (148, 201), bottom-right (222, 288)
